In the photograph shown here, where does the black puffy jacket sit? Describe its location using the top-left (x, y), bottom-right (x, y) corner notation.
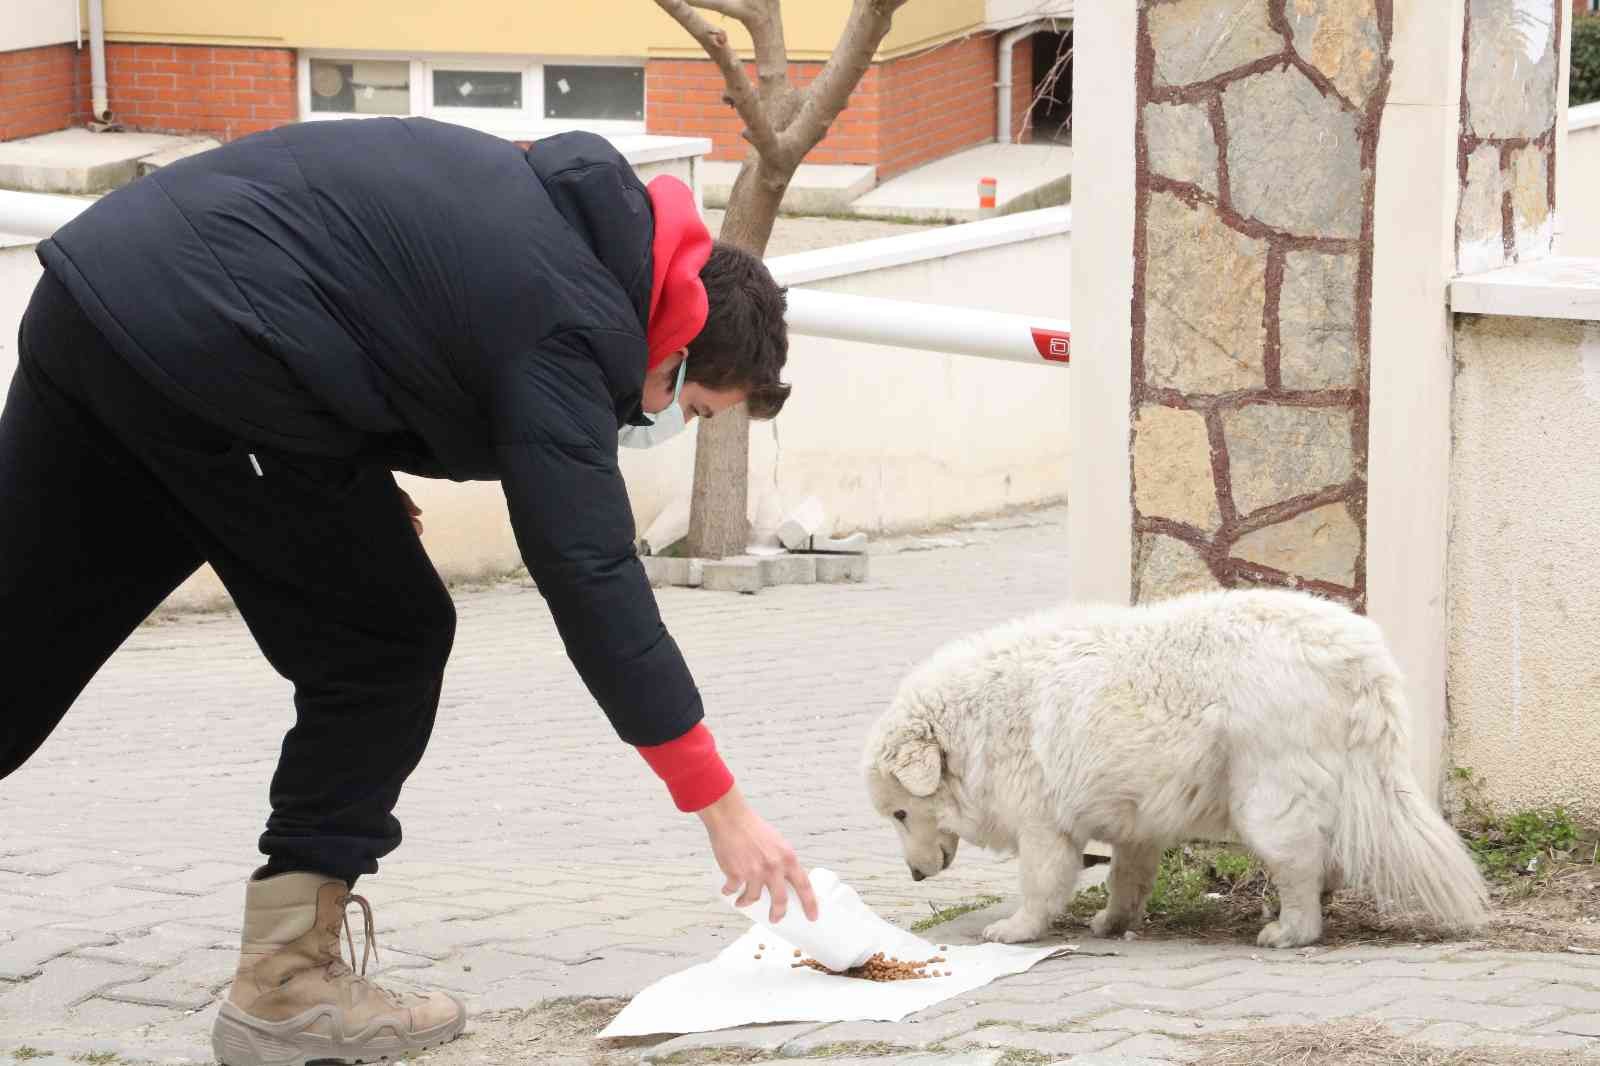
top-left (37, 117), bottom-right (701, 746)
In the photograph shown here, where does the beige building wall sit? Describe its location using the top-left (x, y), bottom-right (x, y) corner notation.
top-left (97, 0), bottom-right (988, 61)
top-left (1448, 314), bottom-right (1600, 825)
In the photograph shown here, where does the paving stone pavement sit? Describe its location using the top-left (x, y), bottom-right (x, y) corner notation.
top-left (2, 508), bottom-right (1598, 1064)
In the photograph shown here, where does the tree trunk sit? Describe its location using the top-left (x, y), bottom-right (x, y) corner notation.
top-left (685, 155), bottom-right (789, 558)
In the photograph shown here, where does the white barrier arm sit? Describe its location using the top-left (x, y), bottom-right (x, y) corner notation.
top-left (785, 287), bottom-right (1070, 367)
top-left (0, 189), bottom-right (92, 240)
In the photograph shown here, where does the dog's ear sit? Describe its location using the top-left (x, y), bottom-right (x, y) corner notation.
top-left (886, 728), bottom-right (943, 798)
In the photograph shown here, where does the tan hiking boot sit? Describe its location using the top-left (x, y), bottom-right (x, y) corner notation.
top-left (212, 872), bottom-right (466, 1066)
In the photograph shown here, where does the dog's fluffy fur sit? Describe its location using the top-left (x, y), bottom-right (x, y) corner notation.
top-left (862, 589), bottom-right (1489, 948)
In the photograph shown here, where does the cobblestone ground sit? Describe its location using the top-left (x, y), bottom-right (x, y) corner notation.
top-left (2, 509), bottom-right (1598, 1064)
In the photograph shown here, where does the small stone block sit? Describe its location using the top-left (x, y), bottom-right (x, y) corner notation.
top-left (758, 554), bottom-right (817, 586)
top-left (642, 555), bottom-right (691, 588)
top-left (814, 554), bottom-right (869, 584)
top-left (701, 558), bottom-right (763, 594)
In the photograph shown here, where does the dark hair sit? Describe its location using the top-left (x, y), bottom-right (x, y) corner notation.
top-left (686, 242), bottom-right (791, 420)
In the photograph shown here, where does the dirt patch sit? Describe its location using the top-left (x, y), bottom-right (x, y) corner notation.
top-left (1191, 1020), bottom-right (1597, 1066)
top-left (414, 998), bottom-right (658, 1066)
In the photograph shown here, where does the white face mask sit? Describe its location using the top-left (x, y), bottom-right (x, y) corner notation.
top-left (619, 359), bottom-right (689, 450)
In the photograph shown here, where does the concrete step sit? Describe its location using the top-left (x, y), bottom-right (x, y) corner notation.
top-left (701, 159), bottom-right (877, 215)
top-left (0, 129), bottom-right (218, 195)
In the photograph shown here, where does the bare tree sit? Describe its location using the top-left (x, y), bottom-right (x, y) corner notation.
top-left (654, 0), bottom-right (913, 559)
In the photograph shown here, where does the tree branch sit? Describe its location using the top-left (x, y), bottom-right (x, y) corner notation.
top-left (654, 0), bottom-right (784, 161)
top-left (743, 0), bottom-right (792, 111)
top-left (778, 0), bottom-right (907, 157)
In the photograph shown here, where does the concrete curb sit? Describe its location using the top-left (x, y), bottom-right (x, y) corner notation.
top-left (643, 553), bottom-right (868, 593)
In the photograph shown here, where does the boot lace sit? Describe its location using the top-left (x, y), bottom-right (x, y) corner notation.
top-left (333, 892), bottom-right (406, 1005)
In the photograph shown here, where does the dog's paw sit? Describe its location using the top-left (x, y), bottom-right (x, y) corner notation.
top-left (983, 913), bottom-right (1048, 944)
top-left (1256, 920), bottom-right (1320, 949)
top-left (1089, 908), bottom-right (1128, 939)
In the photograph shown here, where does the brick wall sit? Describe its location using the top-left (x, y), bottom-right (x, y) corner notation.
top-left (0, 43), bottom-right (81, 142)
top-left (1009, 35), bottom-right (1034, 144)
top-left (91, 43), bottom-right (296, 141)
top-left (646, 58), bottom-right (881, 165)
top-left (647, 32), bottom-right (1000, 180)
top-left (879, 33), bottom-right (996, 178)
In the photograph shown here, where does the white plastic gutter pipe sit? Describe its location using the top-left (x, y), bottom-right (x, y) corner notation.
top-left (996, 19), bottom-right (1052, 144)
top-left (786, 288), bottom-right (1070, 368)
top-left (0, 189), bottom-right (91, 239)
top-left (88, 0), bottom-right (111, 123)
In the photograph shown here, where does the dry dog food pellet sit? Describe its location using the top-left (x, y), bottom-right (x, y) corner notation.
top-left (794, 952), bottom-right (950, 982)
top-left (794, 949), bottom-right (803, 957)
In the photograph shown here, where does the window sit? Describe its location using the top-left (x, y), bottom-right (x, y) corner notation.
top-left (433, 69), bottom-right (523, 110)
top-left (543, 65), bottom-right (644, 122)
top-left (299, 53), bottom-right (645, 137)
top-left (308, 58), bottom-right (410, 115)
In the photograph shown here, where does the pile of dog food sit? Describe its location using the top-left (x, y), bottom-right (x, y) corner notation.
top-left (753, 943), bottom-right (954, 981)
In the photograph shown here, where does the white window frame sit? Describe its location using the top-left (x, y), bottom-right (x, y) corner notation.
top-left (298, 51), bottom-right (426, 122)
top-left (298, 51), bottom-right (647, 140)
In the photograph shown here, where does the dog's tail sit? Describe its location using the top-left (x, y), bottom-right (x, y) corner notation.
top-left (1332, 671), bottom-right (1490, 930)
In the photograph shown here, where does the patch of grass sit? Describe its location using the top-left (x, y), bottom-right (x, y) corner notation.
top-left (1450, 768), bottom-right (1592, 885)
top-left (911, 893), bottom-right (1002, 932)
top-left (12, 1050), bottom-right (46, 1063)
top-left (73, 1054), bottom-right (118, 1066)
top-left (996, 1051), bottom-right (1053, 1066)
top-left (1066, 881), bottom-right (1109, 922)
top-left (1058, 843), bottom-right (1276, 938)
top-left (795, 1042), bottom-right (899, 1059)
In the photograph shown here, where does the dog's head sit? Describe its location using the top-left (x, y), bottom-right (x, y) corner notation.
top-left (863, 700), bottom-right (961, 882)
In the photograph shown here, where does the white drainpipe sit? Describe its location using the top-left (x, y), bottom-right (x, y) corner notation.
top-left (88, 0), bottom-right (111, 124)
top-left (996, 19), bottom-right (1053, 144)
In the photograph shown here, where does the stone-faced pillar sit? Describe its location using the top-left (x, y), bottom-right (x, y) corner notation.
top-left (1457, 0), bottom-right (1563, 271)
top-left (1124, 1), bottom-right (1389, 611)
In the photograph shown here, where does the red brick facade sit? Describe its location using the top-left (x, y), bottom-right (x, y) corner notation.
top-left (88, 43), bottom-right (296, 140)
top-left (647, 32), bottom-right (1020, 180)
top-left (0, 43), bottom-right (82, 142)
top-left (646, 58), bottom-right (885, 166)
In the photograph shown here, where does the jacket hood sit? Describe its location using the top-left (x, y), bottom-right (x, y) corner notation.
top-left (644, 175), bottom-right (711, 370)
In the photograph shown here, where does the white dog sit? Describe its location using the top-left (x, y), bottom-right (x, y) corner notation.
top-left (863, 589), bottom-right (1489, 948)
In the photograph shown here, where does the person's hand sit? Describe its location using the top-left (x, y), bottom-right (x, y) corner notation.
top-left (698, 786), bottom-right (819, 923)
top-left (399, 489), bottom-right (423, 535)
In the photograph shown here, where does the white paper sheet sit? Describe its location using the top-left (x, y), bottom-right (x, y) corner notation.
top-left (601, 907), bottom-right (1069, 1038)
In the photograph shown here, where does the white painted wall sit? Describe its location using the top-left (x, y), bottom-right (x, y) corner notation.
top-left (3, 0), bottom-right (76, 53)
top-left (1449, 312), bottom-right (1600, 825)
top-left (0, 213), bottom-right (1070, 609)
top-left (1560, 104), bottom-right (1600, 257)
